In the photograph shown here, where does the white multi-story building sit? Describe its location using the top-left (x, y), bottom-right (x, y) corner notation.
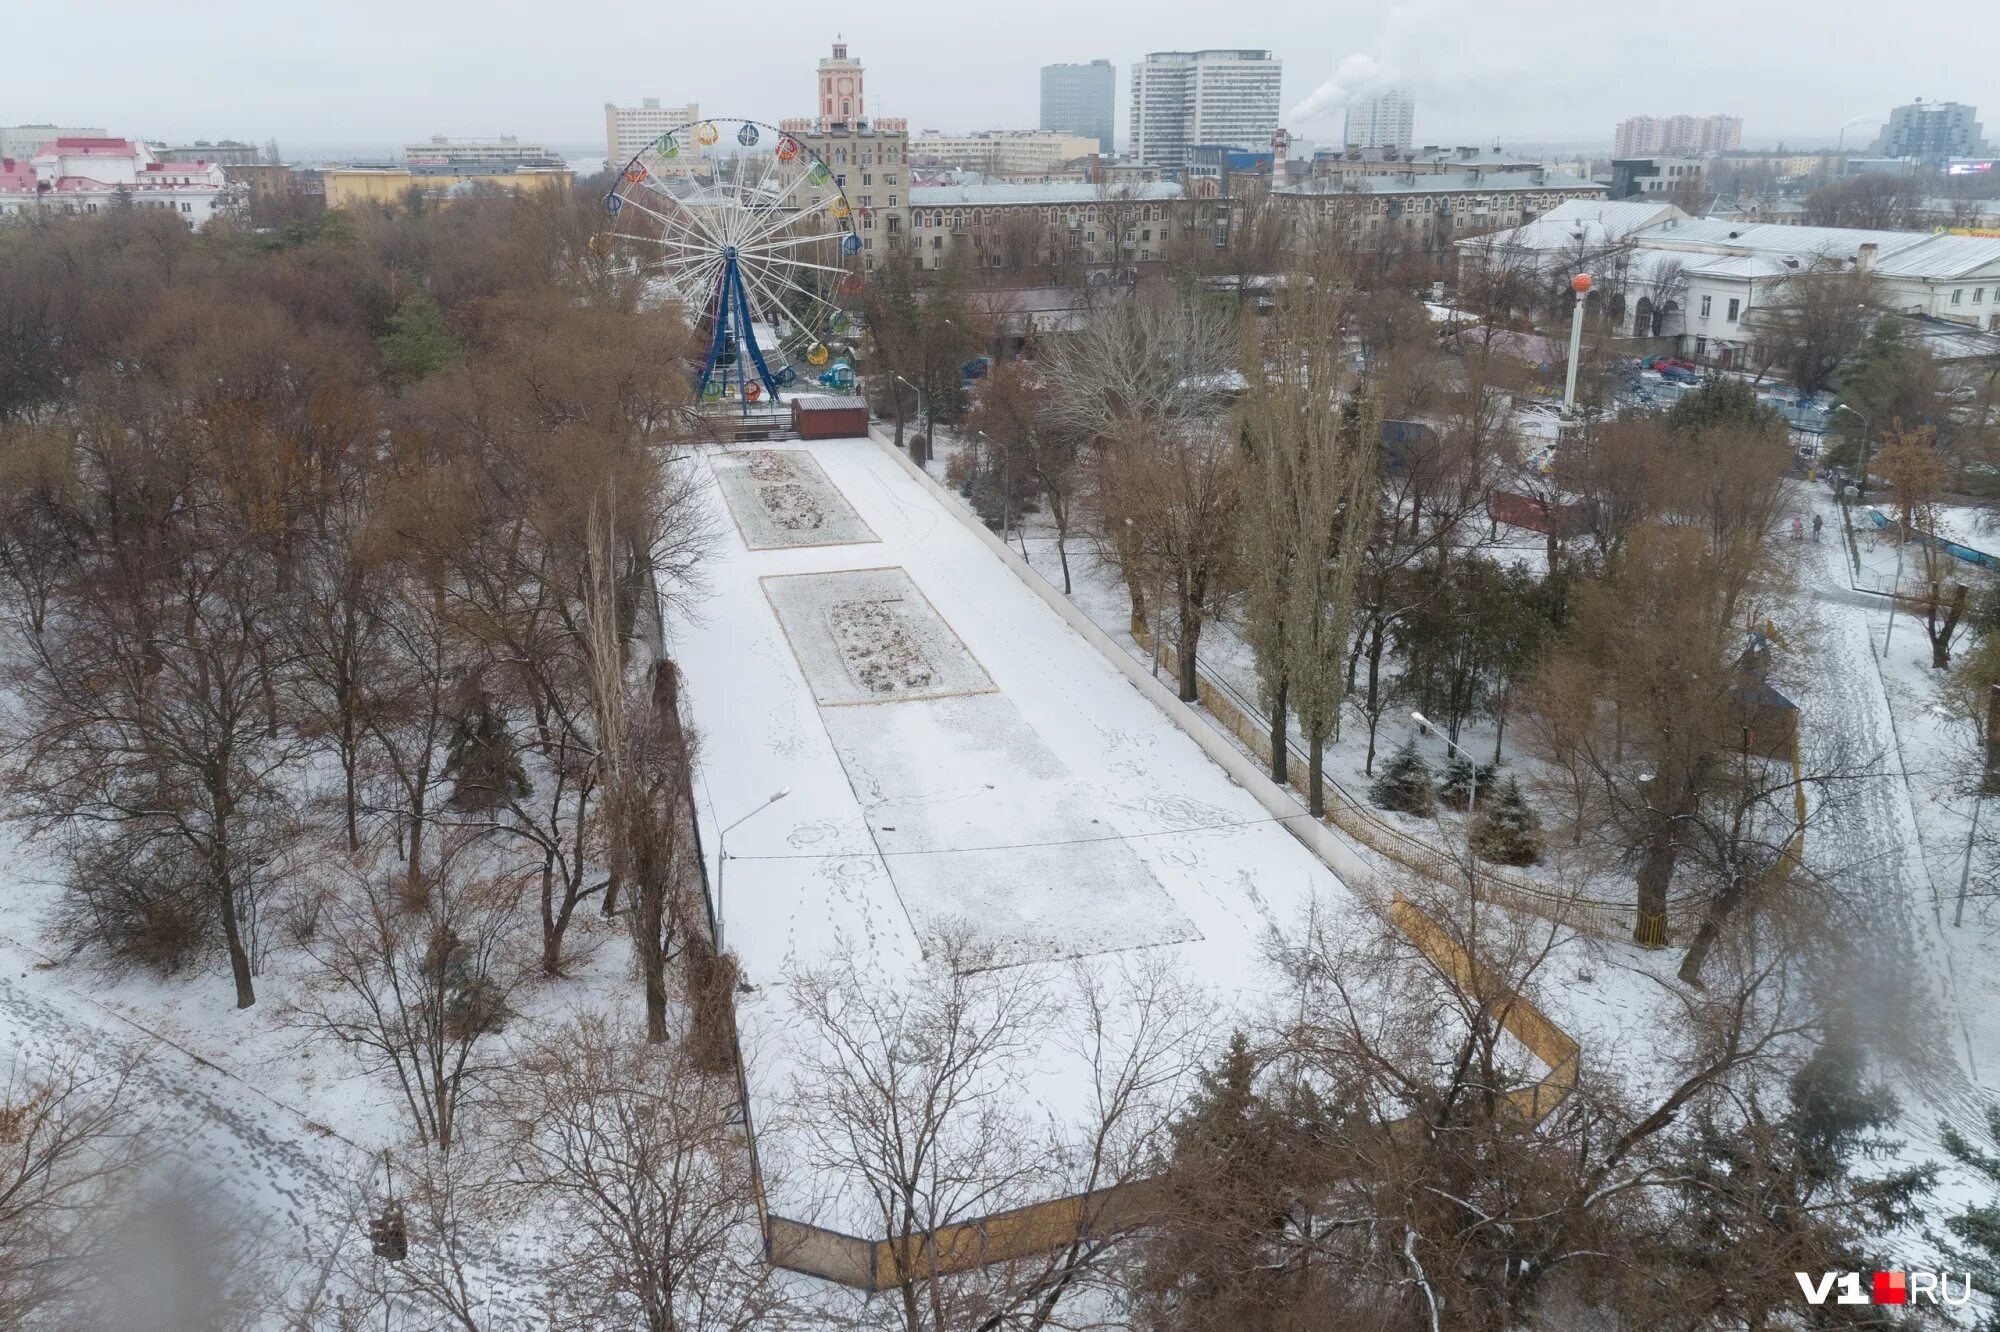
top-left (402, 135), bottom-right (558, 168)
top-left (0, 137), bottom-right (229, 226)
top-left (1, 124), bottom-right (108, 160)
top-left (1460, 201), bottom-right (2000, 368)
top-left (909, 131), bottom-right (1100, 176)
top-left (1130, 49), bottom-right (1281, 170)
top-left (604, 99), bottom-right (700, 168)
top-left (1345, 89), bottom-right (1416, 152)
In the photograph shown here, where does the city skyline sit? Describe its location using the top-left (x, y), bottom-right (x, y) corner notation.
top-left (10, 0), bottom-right (1996, 153)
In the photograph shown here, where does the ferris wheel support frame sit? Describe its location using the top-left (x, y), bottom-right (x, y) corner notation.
top-left (697, 246), bottom-right (784, 413)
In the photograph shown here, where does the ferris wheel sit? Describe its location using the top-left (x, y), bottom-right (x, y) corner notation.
top-left (600, 117), bottom-right (862, 410)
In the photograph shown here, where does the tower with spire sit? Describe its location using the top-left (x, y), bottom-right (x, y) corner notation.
top-left (818, 37), bottom-right (866, 124)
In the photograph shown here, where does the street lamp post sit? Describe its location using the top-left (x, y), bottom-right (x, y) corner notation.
top-left (714, 787), bottom-right (789, 955)
top-left (1562, 273), bottom-right (1593, 418)
top-left (1835, 402), bottom-right (1872, 499)
top-left (1412, 709), bottom-right (1478, 846)
top-left (893, 374), bottom-right (927, 462)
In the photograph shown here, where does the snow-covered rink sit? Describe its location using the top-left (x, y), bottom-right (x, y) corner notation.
top-left (668, 434), bottom-right (1371, 1232)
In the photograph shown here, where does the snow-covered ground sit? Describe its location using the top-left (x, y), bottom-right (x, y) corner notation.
top-left (667, 435), bottom-right (1388, 1234)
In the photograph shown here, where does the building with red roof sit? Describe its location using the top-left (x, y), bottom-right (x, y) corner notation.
top-left (0, 137), bottom-right (231, 227)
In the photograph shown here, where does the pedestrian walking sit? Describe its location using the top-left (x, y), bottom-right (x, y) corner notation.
top-left (1812, 513), bottom-right (1824, 542)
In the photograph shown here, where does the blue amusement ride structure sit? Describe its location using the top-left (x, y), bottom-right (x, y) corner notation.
top-left (600, 117), bottom-right (863, 413)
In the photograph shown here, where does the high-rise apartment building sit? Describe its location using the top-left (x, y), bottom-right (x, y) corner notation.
top-left (1130, 49), bottom-right (1281, 169)
top-left (1613, 113), bottom-right (1742, 158)
top-left (1873, 100), bottom-right (1984, 164)
top-left (604, 98), bottom-right (700, 167)
top-left (1345, 88), bottom-right (1416, 152)
top-left (1040, 60), bottom-right (1115, 156)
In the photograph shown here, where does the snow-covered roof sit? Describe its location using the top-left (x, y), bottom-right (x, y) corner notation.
top-left (1278, 170), bottom-right (1600, 198)
top-left (1636, 218), bottom-right (1932, 260)
top-left (1870, 233), bottom-right (2000, 280)
top-left (1460, 198), bottom-right (1687, 252)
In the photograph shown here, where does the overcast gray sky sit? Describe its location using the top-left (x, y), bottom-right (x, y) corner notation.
top-left (11, 0), bottom-right (1994, 153)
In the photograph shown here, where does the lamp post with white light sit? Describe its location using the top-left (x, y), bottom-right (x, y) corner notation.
top-left (714, 787), bottom-right (789, 955)
top-left (1835, 402), bottom-right (1872, 499)
top-left (1416, 704), bottom-right (1480, 820)
top-left (893, 375), bottom-right (926, 462)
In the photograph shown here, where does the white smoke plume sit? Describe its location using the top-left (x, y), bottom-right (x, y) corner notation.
top-left (1287, 52), bottom-right (1407, 127)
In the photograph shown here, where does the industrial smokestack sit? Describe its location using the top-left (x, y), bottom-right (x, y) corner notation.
top-left (1272, 127), bottom-right (1289, 189)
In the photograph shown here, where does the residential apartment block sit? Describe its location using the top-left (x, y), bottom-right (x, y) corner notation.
top-left (1346, 89), bottom-right (1416, 152)
top-left (605, 99), bottom-right (700, 168)
top-left (1613, 113), bottom-right (1743, 158)
top-left (1130, 49), bottom-right (1281, 169)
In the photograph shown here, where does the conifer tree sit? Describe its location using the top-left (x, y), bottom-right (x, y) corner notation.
top-left (1369, 740), bottom-right (1435, 816)
top-left (443, 696), bottom-right (531, 812)
top-left (1469, 776), bottom-right (1540, 865)
top-left (1438, 755), bottom-right (1498, 813)
top-left (1938, 1104), bottom-right (2000, 1319)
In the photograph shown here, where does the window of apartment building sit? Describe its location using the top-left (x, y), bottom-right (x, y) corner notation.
top-left (1726, 298), bottom-right (1740, 321)
top-left (1695, 336), bottom-right (1708, 356)
top-left (862, 173), bottom-right (872, 186)
top-left (886, 215), bottom-right (899, 233)
top-left (931, 235), bottom-right (941, 249)
top-left (1974, 288), bottom-right (1984, 303)
top-left (1700, 295), bottom-right (1712, 318)
top-left (885, 173), bottom-right (897, 185)
top-left (835, 174), bottom-right (845, 188)
top-left (860, 195), bottom-right (871, 207)
top-left (1952, 288), bottom-right (1963, 305)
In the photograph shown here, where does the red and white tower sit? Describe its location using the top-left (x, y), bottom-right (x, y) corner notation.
top-left (818, 38), bottom-right (866, 123)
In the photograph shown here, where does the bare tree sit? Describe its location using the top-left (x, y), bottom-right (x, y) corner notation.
top-left (288, 838), bottom-right (527, 1150)
top-left (1879, 421), bottom-right (1969, 668)
top-left (1744, 259), bottom-right (1881, 395)
top-left (786, 932), bottom-right (1055, 1332)
top-left (0, 1051), bottom-right (153, 1325)
top-left (3, 518), bottom-right (303, 1007)
top-left (1091, 420), bottom-right (1240, 703)
top-left (1239, 249), bottom-right (1380, 807)
top-left (501, 1017), bottom-right (792, 1332)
